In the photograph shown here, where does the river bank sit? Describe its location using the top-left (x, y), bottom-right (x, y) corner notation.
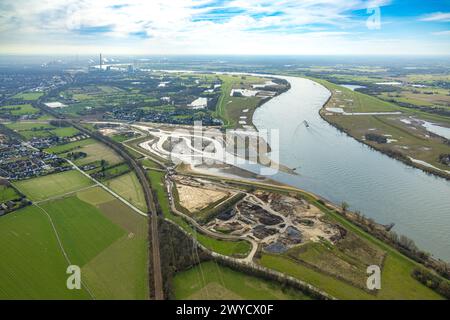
top-left (315, 82), bottom-right (450, 181)
top-left (251, 75), bottom-right (450, 262)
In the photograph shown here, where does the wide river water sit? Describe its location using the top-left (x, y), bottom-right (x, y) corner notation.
top-left (250, 76), bottom-right (450, 261)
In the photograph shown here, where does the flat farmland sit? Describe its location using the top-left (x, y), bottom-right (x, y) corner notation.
top-left (45, 138), bottom-right (96, 154)
top-left (41, 196), bottom-right (125, 266)
top-left (73, 142), bottom-right (123, 166)
top-left (12, 92), bottom-right (44, 101)
top-left (13, 170), bottom-right (93, 201)
top-left (0, 187), bottom-right (149, 299)
top-left (172, 261), bottom-right (311, 300)
top-left (0, 206), bottom-right (90, 299)
top-left (6, 122), bottom-right (79, 140)
top-left (76, 187), bottom-right (149, 299)
top-left (105, 172), bottom-right (147, 212)
top-left (0, 104), bottom-right (39, 116)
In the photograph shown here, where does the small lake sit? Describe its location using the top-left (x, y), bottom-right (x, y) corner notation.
top-left (422, 121), bottom-right (450, 140)
top-left (340, 84), bottom-right (366, 91)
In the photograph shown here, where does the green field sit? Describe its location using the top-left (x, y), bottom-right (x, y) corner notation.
top-left (13, 170), bottom-right (93, 201)
top-left (72, 142), bottom-right (123, 167)
top-left (41, 196), bottom-right (125, 266)
top-left (173, 261), bottom-right (311, 300)
top-left (91, 163), bottom-right (130, 180)
top-left (312, 78), bottom-right (401, 113)
top-left (0, 186), bottom-right (149, 299)
top-left (0, 185), bottom-right (21, 202)
top-left (0, 206), bottom-right (90, 299)
top-left (215, 75), bottom-right (270, 128)
top-left (12, 92), bottom-right (44, 101)
top-left (105, 172), bottom-right (147, 212)
top-left (53, 127), bottom-right (80, 137)
top-left (75, 187), bottom-right (149, 299)
top-left (6, 122), bottom-right (79, 140)
top-left (146, 169), bottom-right (251, 257)
top-left (45, 138), bottom-right (95, 154)
top-left (0, 104), bottom-right (39, 116)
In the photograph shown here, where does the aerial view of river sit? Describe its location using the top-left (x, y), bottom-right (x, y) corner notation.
top-left (251, 76), bottom-right (450, 261)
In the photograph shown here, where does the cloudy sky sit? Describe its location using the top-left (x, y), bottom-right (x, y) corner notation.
top-left (0, 0), bottom-right (449, 55)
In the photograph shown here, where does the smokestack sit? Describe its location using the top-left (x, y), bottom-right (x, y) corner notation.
top-left (100, 53), bottom-right (102, 70)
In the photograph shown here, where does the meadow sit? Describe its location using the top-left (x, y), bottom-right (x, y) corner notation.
top-left (0, 185), bottom-right (21, 202)
top-left (0, 104), bottom-right (39, 116)
top-left (0, 206), bottom-right (90, 299)
top-left (105, 171), bottom-right (147, 212)
top-left (0, 186), bottom-right (149, 299)
top-left (13, 170), bottom-right (93, 201)
top-left (45, 138), bottom-right (96, 154)
top-left (12, 92), bottom-right (44, 101)
top-left (6, 122), bottom-right (79, 140)
top-left (172, 261), bottom-right (311, 300)
top-left (72, 141), bottom-right (123, 167)
top-left (215, 74), bottom-right (270, 128)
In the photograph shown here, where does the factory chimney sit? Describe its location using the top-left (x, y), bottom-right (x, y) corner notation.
top-left (100, 53), bottom-right (103, 71)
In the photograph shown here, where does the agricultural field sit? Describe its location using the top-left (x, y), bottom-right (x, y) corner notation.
top-left (6, 121), bottom-right (80, 140)
top-left (0, 206), bottom-right (91, 299)
top-left (0, 186), bottom-right (149, 299)
top-left (12, 92), bottom-right (44, 101)
top-left (71, 141), bottom-right (123, 167)
top-left (45, 138), bottom-right (95, 154)
top-left (0, 185), bottom-right (21, 202)
top-left (0, 104), bottom-right (39, 116)
top-left (89, 163), bottom-right (130, 181)
top-left (13, 170), bottom-right (93, 201)
top-left (104, 171), bottom-right (147, 212)
top-left (172, 261), bottom-right (311, 300)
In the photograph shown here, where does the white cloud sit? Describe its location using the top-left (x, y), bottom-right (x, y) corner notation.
top-left (4, 0), bottom-right (449, 55)
top-left (420, 12), bottom-right (450, 22)
top-left (432, 30), bottom-right (450, 36)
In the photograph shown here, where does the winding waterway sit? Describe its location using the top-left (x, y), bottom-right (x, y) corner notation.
top-left (251, 76), bottom-right (450, 261)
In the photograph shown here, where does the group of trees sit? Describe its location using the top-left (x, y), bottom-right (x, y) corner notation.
top-left (439, 153), bottom-right (450, 166)
top-left (412, 268), bottom-right (450, 299)
top-left (158, 219), bottom-right (210, 299)
top-left (365, 133), bottom-right (388, 144)
top-left (66, 151), bottom-right (87, 160)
